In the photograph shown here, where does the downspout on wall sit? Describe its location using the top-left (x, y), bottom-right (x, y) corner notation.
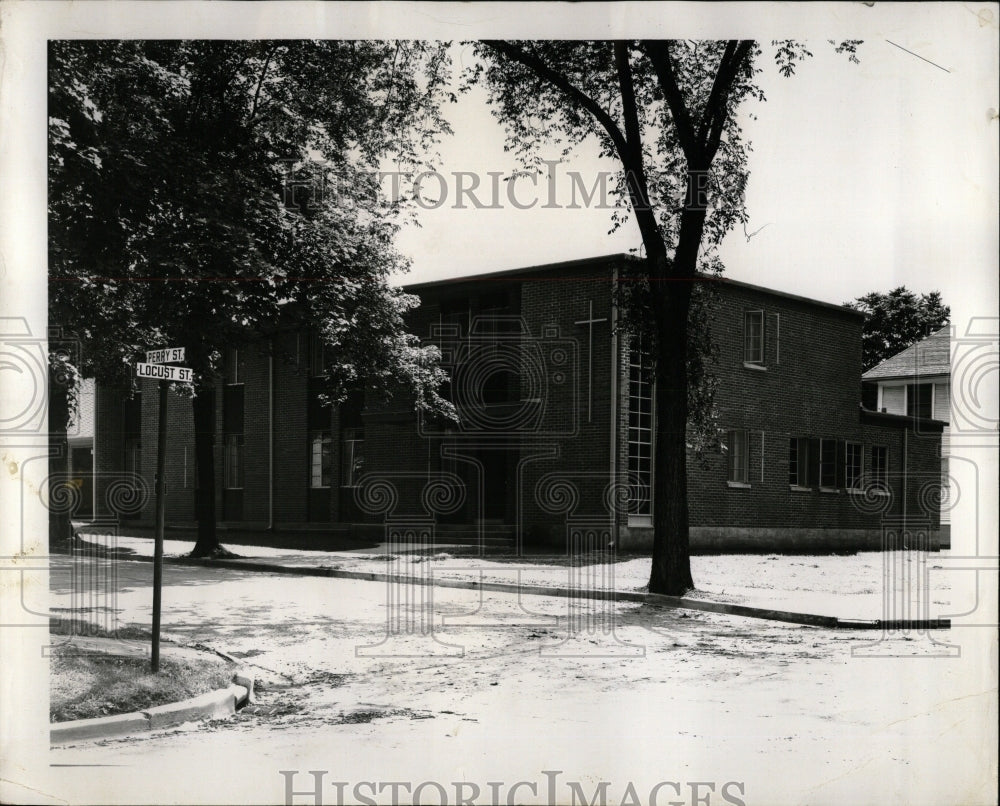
top-left (268, 337), bottom-right (274, 531)
top-left (610, 265), bottom-right (619, 549)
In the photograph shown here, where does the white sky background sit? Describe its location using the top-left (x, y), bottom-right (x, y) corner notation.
top-left (395, 32), bottom-right (999, 313)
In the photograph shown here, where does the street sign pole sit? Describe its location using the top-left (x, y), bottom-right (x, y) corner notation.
top-left (136, 347), bottom-right (189, 673)
top-left (151, 378), bottom-right (169, 673)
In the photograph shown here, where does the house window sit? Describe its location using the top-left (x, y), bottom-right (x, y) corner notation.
top-left (124, 437), bottom-right (141, 476)
top-left (871, 446), bottom-right (888, 491)
top-left (789, 437), bottom-right (819, 488)
top-left (906, 383), bottom-right (933, 419)
top-left (744, 310), bottom-right (765, 366)
top-left (727, 429), bottom-right (749, 485)
top-left (224, 434), bottom-right (243, 489)
top-left (341, 428), bottom-right (365, 488)
top-left (845, 441), bottom-right (863, 491)
top-left (819, 438), bottom-right (837, 489)
top-left (310, 431), bottom-right (332, 488)
top-left (627, 341), bottom-right (654, 517)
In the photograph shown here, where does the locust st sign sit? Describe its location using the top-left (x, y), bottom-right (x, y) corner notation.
top-left (135, 363), bottom-right (194, 382)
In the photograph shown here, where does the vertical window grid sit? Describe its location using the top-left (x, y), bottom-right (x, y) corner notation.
top-left (627, 340), bottom-right (654, 517)
top-left (845, 442), bottom-right (863, 491)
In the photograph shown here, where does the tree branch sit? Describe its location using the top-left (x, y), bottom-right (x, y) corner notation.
top-left (480, 41), bottom-right (631, 166)
top-left (640, 40), bottom-right (700, 164)
top-left (701, 41), bottom-right (754, 163)
top-left (613, 42), bottom-right (662, 254)
top-left (249, 45), bottom-right (280, 127)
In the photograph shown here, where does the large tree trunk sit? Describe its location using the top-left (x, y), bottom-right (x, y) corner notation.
top-left (189, 384), bottom-right (220, 557)
top-left (648, 271), bottom-right (695, 595)
top-left (48, 377), bottom-right (74, 548)
top-left (646, 172), bottom-right (709, 595)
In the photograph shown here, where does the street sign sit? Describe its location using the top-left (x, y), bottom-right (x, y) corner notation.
top-left (136, 362), bottom-right (193, 383)
top-left (145, 346), bottom-right (185, 364)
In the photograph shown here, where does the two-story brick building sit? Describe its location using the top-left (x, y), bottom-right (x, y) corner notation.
top-left (89, 254), bottom-right (946, 551)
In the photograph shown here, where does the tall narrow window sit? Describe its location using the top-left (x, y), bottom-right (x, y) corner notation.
top-left (727, 429), bottom-right (749, 485)
top-left (627, 340), bottom-right (654, 517)
top-left (744, 310), bottom-right (765, 365)
top-left (341, 428), bottom-right (365, 488)
top-left (906, 383), bottom-right (933, 419)
top-left (819, 439), bottom-right (837, 488)
top-left (224, 434), bottom-right (243, 489)
top-left (310, 431), bottom-right (331, 488)
top-left (222, 377), bottom-right (244, 518)
top-left (871, 446), bottom-right (888, 491)
top-left (845, 442), bottom-right (863, 491)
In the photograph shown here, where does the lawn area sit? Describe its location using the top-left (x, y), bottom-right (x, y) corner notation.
top-left (50, 623), bottom-right (235, 723)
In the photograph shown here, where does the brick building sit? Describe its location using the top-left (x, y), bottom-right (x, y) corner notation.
top-left (89, 254), bottom-right (946, 551)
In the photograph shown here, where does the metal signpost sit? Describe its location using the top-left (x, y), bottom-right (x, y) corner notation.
top-left (137, 347), bottom-right (191, 672)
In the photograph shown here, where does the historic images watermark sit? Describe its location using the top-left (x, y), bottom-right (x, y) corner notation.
top-left (281, 160), bottom-right (712, 213)
top-left (279, 769), bottom-right (748, 806)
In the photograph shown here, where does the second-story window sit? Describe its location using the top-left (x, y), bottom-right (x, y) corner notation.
top-left (744, 310), bottom-right (765, 366)
top-left (906, 383), bottom-right (933, 419)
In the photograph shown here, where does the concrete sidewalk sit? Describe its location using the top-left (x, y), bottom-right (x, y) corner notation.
top-left (72, 532), bottom-right (952, 629)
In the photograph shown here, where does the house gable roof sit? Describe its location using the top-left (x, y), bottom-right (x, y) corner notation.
top-left (862, 327), bottom-right (950, 381)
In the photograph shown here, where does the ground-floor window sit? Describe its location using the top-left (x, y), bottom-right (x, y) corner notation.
top-left (788, 437), bottom-right (817, 488)
top-left (819, 438), bottom-right (838, 489)
top-left (845, 441), bottom-right (863, 491)
top-left (341, 428), bottom-right (365, 488)
top-left (627, 342), bottom-right (653, 517)
top-left (124, 436), bottom-right (141, 476)
top-left (224, 434), bottom-right (243, 489)
top-left (727, 429), bottom-right (749, 484)
top-left (870, 445), bottom-right (888, 491)
top-left (310, 430), bottom-right (332, 488)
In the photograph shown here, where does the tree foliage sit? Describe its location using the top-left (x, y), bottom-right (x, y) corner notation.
top-left (846, 287), bottom-right (950, 370)
top-left (468, 40), bottom-right (860, 594)
top-left (48, 41), bottom-right (457, 552)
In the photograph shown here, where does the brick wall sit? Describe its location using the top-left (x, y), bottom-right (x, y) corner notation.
top-left (87, 256), bottom-right (943, 552)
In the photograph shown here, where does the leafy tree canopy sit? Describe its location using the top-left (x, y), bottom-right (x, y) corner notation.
top-left (846, 287), bottom-right (950, 370)
top-left (49, 39), bottom-right (456, 414)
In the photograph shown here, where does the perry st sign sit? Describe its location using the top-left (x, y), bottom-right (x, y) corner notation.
top-left (145, 346), bottom-right (185, 364)
top-left (136, 345), bottom-right (192, 384)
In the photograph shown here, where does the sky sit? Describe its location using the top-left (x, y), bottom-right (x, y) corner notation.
top-left (392, 32), bottom-right (998, 315)
top-left (0, 2), bottom-right (996, 334)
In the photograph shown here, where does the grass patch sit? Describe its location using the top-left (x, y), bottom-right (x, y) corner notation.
top-left (49, 619), bottom-right (151, 640)
top-left (50, 641), bottom-right (234, 723)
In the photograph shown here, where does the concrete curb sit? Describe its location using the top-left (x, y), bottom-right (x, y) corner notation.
top-left (139, 554), bottom-right (950, 631)
top-left (51, 679), bottom-right (251, 745)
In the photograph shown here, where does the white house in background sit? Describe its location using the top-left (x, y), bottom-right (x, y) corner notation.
top-left (862, 327), bottom-right (951, 527)
top-left (67, 377), bottom-right (96, 519)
